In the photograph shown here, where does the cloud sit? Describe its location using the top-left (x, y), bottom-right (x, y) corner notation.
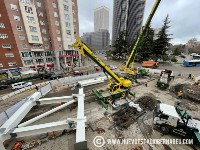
top-left (78, 0), bottom-right (200, 44)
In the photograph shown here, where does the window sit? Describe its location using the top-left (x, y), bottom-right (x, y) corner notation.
top-left (36, 1), bottom-right (42, 7)
top-left (74, 25), bottom-right (76, 30)
top-left (0, 34), bottom-right (8, 39)
top-left (33, 44), bottom-right (42, 49)
top-left (20, 0), bottom-right (31, 4)
top-left (40, 20), bottom-right (45, 25)
top-left (56, 29), bottom-right (60, 34)
top-left (14, 15), bottom-right (20, 21)
top-left (24, 60), bottom-right (33, 65)
top-left (8, 62), bottom-right (16, 66)
top-left (25, 6), bottom-right (33, 14)
top-left (5, 53), bottom-right (14, 57)
top-left (0, 63), bottom-right (3, 68)
top-left (73, 18), bottom-right (76, 22)
top-left (27, 16), bottom-right (35, 23)
top-left (22, 44), bottom-right (28, 49)
top-left (64, 0), bottom-right (68, 2)
top-left (21, 52), bottom-right (32, 57)
top-left (29, 26), bottom-right (37, 32)
top-left (43, 37), bottom-right (48, 41)
top-left (45, 51), bottom-right (52, 56)
top-left (59, 45), bottom-right (62, 49)
top-left (65, 22), bottom-right (70, 27)
top-left (19, 35), bottom-right (25, 40)
top-left (52, 2), bottom-right (57, 8)
top-left (16, 25), bottom-right (23, 31)
top-left (36, 59), bottom-right (44, 64)
top-left (0, 23), bottom-right (5, 28)
top-left (72, 10), bottom-right (75, 14)
top-left (31, 35), bottom-right (39, 41)
top-left (42, 29), bottom-right (46, 34)
top-left (74, 31), bottom-right (76, 35)
top-left (10, 4), bottom-right (17, 10)
top-left (57, 37), bottom-right (61, 41)
top-left (64, 5), bottom-right (69, 11)
top-left (45, 44), bottom-right (49, 49)
top-left (66, 30), bottom-right (71, 35)
top-left (2, 44), bottom-right (11, 49)
top-left (46, 58), bottom-right (53, 62)
top-left (54, 12), bottom-right (58, 17)
top-left (72, 2), bottom-right (75, 6)
top-left (38, 12), bottom-right (43, 17)
top-left (65, 14), bottom-right (70, 20)
top-left (55, 21), bottom-right (59, 26)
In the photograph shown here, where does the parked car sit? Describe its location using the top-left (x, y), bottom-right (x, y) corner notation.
top-left (40, 72), bottom-right (55, 80)
top-left (74, 70), bottom-right (83, 75)
top-left (0, 84), bottom-right (8, 90)
top-left (50, 74), bottom-right (63, 80)
top-left (11, 81), bottom-right (32, 90)
top-left (109, 65), bottom-right (117, 70)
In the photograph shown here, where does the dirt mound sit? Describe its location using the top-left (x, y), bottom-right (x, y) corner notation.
top-left (135, 95), bottom-right (158, 111)
top-left (170, 84), bottom-right (200, 102)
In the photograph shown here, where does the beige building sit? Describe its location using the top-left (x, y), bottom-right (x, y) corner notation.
top-left (94, 6), bottom-right (109, 32)
top-left (0, 0), bottom-right (80, 70)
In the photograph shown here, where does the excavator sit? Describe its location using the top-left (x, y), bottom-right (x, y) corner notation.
top-left (72, 39), bottom-right (134, 109)
top-left (120, 0), bottom-right (161, 79)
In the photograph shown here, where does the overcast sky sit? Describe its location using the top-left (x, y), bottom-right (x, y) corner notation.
top-left (78, 0), bottom-right (200, 45)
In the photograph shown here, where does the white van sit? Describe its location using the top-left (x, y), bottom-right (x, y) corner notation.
top-left (11, 82), bottom-right (32, 90)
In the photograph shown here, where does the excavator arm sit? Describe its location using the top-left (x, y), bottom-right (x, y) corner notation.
top-left (72, 39), bottom-right (131, 88)
top-left (125, 0), bottom-right (161, 68)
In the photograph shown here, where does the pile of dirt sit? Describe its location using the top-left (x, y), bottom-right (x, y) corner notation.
top-left (170, 84), bottom-right (200, 102)
top-left (135, 95), bottom-right (158, 111)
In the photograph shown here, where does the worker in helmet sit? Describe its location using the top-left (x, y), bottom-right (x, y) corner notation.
top-left (178, 91), bottom-right (183, 99)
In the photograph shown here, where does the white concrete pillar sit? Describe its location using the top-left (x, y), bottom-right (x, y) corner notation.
top-left (0, 142), bottom-right (6, 150)
top-left (54, 51), bottom-right (60, 70)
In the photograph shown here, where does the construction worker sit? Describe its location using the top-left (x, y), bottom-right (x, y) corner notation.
top-left (145, 82), bottom-right (148, 87)
top-left (192, 75), bottom-right (195, 80)
top-left (178, 91), bottom-right (183, 99)
top-left (188, 74), bottom-right (191, 79)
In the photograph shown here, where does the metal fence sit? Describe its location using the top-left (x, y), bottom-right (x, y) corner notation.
top-left (0, 73), bottom-right (104, 127)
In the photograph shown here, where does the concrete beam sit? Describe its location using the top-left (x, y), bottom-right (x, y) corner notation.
top-left (38, 96), bottom-right (76, 105)
top-left (12, 120), bottom-right (72, 138)
top-left (0, 92), bottom-right (41, 133)
top-left (18, 100), bottom-right (77, 127)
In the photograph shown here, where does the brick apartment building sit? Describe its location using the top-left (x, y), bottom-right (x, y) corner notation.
top-left (0, 0), bottom-right (80, 71)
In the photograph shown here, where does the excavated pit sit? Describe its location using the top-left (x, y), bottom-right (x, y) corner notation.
top-left (170, 84), bottom-right (200, 103)
top-left (109, 94), bottom-right (158, 130)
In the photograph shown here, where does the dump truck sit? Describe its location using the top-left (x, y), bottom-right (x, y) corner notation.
top-left (153, 103), bottom-right (200, 146)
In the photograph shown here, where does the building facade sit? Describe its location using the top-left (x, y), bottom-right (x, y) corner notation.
top-left (112, 0), bottom-right (146, 47)
top-left (81, 29), bottom-right (110, 50)
top-left (94, 6), bottom-right (109, 32)
top-left (0, 0), bottom-right (80, 70)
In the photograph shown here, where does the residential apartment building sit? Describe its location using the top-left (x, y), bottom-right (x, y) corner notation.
top-left (112, 0), bottom-right (146, 47)
top-left (94, 6), bottom-right (109, 32)
top-left (0, 0), bottom-right (80, 71)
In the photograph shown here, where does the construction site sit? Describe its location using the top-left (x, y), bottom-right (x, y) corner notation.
top-left (0, 0), bottom-right (200, 150)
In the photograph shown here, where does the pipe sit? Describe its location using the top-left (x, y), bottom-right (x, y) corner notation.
top-left (18, 100), bottom-right (76, 127)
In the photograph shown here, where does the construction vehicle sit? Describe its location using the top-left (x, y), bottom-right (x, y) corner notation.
top-left (153, 103), bottom-right (200, 146)
top-left (156, 69), bottom-right (173, 90)
top-left (119, 0), bottom-right (161, 79)
top-left (72, 39), bottom-right (134, 110)
top-left (142, 61), bottom-right (159, 69)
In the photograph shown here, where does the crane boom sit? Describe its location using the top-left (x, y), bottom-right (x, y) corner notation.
top-left (72, 39), bottom-right (131, 88)
top-left (126, 0), bottom-right (161, 68)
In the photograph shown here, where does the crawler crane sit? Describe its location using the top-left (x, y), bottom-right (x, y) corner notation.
top-left (72, 39), bottom-right (134, 109)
